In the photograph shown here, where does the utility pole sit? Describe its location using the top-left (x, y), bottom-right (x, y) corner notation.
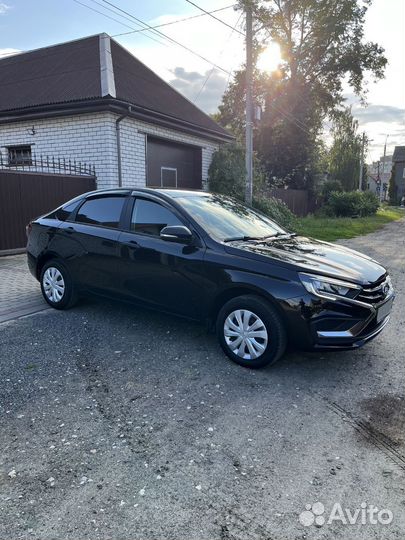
top-left (245, 2), bottom-right (253, 205)
top-left (358, 131), bottom-right (365, 191)
top-left (380, 135), bottom-right (389, 202)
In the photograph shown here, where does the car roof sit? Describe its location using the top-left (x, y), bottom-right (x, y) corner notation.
top-left (152, 188), bottom-right (209, 198)
top-left (78, 187), bottom-right (211, 200)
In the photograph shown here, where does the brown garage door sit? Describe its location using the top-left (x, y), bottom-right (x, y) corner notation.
top-left (146, 136), bottom-right (202, 189)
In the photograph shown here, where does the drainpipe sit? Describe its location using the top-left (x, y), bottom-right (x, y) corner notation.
top-left (115, 106), bottom-right (132, 187)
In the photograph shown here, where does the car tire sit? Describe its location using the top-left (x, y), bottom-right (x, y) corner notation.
top-left (40, 260), bottom-right (78, 310)
top-left (216, 294), bottom-right (287, 368)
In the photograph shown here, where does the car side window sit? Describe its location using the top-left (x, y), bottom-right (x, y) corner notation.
top-left (131, 198), bottom-right (183, 236)
top-left (56, 201), bottom-right (81, 221)
top-left (75, 196), bottom-right (126, 229)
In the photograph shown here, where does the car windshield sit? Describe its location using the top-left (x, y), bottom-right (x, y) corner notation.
top-left (177, 193), bottom-right (287, 242)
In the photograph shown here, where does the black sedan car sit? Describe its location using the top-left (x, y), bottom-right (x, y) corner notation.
top-left (26, 188), bottom-right (394, 368)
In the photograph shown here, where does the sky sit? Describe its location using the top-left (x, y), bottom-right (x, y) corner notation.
top-left (0, 0), bottom-right (404, 162)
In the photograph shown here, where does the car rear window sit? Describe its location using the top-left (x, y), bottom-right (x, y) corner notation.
top-left (44, 200), bottom-right (81, 221)
top-left (75, 196), bottom-right (126, 228)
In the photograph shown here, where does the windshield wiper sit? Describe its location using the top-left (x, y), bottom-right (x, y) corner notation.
top-left (223, 234), bottom-right (276, 243)
top-left (272, 232), bottom-right (297, 238)
top-left (223, 232), bottom-right (296, 243)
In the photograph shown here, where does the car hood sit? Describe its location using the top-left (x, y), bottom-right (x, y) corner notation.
top-left (225, 235), bottom-right (386, 285)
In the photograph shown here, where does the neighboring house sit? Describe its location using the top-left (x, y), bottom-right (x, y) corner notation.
top-left (0, 34), bottom-right (233, 190)
top-left (366, 172), bottom-right (379, 196)
top-left (391, 146), bottom-right (405, 203)
top-left (367, 154), bottom-right (393, 199)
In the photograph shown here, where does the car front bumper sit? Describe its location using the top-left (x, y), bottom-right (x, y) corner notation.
top-left (284, 288), bottom-right (394, 351)
top-left (313, 312), bottom-right (391, 350)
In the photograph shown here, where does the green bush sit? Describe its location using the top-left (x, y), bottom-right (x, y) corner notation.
top-left (320, 179), bottom-right (343, 201)
top-left (327, 191), bottom-right (379, 217)
top-left (358, 190), bottom-right (379, 216)
top-left (252, 196), bottom-right (297, 230)
top-left (208, 144), bottom-right (245, 200)
top-left (208, 143), bottom-right (297, 230)
top-left (208, 143), bottom-right (271, 201)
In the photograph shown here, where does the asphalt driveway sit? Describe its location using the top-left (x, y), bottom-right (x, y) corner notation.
top-left (0, 219), bottom-right (404, 540)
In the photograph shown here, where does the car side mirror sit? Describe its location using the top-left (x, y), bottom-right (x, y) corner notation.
top-left (160, 225), bottom-right (193, 243)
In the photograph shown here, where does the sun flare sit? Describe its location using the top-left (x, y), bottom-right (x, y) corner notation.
top-left (257, 42), bottom-right (282, 73)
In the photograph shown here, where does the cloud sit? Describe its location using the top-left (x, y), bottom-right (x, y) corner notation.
top-left (352, 104), bottom-right (405, 124)
top-left (0, 47), bottom-right (21, 59)
top-left (172, 67), bottom-right (205, 83)
top-left (0, 3), bottom-right (10, 15)
top-left (170, 67), bottom-right (228, 114)
top-left (120, 5), bottom-right (243, 112)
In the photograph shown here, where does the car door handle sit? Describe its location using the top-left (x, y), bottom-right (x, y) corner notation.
top-left (122, 240), bottom-right (140, 249)
top-left (65, 226), bottom-right (75, 234)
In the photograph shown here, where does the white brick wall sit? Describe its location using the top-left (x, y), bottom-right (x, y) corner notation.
top-left (117, 116), bottom-right (219, 189)
top-left (0, 112), bottom-right (117, 189)
top-left (0, 111), bottom-right (220, 190)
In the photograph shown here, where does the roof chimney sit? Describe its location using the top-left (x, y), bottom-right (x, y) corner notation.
top-left (99, 33), bottom-right (116, 98)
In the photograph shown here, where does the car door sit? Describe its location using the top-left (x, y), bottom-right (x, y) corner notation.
top-left (57, 194), bottom-right (127, 294)
top-left (118, 195), bottom-right (206, 318)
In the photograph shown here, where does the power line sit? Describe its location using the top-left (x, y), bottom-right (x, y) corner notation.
top-left (1, 3), bottom-right (237, 59)
top-left (183, 0), bottom-right (243, 36)
top-left (97, 0), bottom-right (231, 74)
top-left (2, 2), bottom-right (233, 76)
top-left (112, 4), bottom-right (237, 37)
top-left (72, 0), bottom-right (168, 47)
top-left (268, 101), bottom-right (312, 136)
top-left (193, 12), bottom-right (243, 104)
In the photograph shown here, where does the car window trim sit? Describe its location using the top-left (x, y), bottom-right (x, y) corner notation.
top-left (68, 194), bottom-right (130, 231)
top-left (123, 195), bottom-right (205, 248)
top-left (123, 195), bottom-right (188, 236)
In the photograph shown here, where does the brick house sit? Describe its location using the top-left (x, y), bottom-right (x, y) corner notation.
top-left (0, 34), bottom-right (232, 190)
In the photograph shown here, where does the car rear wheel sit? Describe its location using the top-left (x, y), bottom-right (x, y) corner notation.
top-left (40, 260), bottom-right (78, 310)
top-left (216, 295), bottom-right (287, 368)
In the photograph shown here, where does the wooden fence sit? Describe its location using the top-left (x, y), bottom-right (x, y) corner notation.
top-left (269, 188), bottom-right (317, 216)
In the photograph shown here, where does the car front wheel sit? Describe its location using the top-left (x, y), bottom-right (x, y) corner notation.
top-left (216, 295), bottom-right (287, 368)
top-left (40, 260), bottom-right (78, 310)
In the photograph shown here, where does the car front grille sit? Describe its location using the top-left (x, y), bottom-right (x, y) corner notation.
top-left (356, 275), bottom-right (392, 305)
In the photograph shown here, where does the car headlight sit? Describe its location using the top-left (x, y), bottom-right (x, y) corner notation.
top-left (299, 272), bottom-right (361, 301)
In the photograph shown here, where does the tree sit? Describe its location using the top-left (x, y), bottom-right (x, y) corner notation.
top-left (252, 0), bottom-right (386, 107)
top-left (216, 0), bottom-right (387, 189)
top-left (327, 108), bottom-right (364, 191)
top-left (208, 143), bottom-right (271, 200)
top-left (388, 166), bottom-right (398, 205)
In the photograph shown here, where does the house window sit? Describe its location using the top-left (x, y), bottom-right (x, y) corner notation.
top-left (7, 145), bottom-right (32, 166)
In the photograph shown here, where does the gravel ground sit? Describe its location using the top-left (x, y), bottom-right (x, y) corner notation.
top-left (0, 219), bottom-right (404, 540)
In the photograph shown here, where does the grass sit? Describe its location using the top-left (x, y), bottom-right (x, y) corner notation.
top-left (296, 206), bottom-right (405, 242)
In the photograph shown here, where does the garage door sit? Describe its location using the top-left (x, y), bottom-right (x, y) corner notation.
top-left (146, 137), bottom-right (202, 189)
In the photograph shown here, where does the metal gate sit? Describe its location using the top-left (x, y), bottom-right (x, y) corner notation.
top-left (0, 170), bottom-right (96, 252)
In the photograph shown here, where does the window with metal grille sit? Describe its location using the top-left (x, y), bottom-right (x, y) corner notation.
top-left (7, 145), bottom-right (32, 166)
